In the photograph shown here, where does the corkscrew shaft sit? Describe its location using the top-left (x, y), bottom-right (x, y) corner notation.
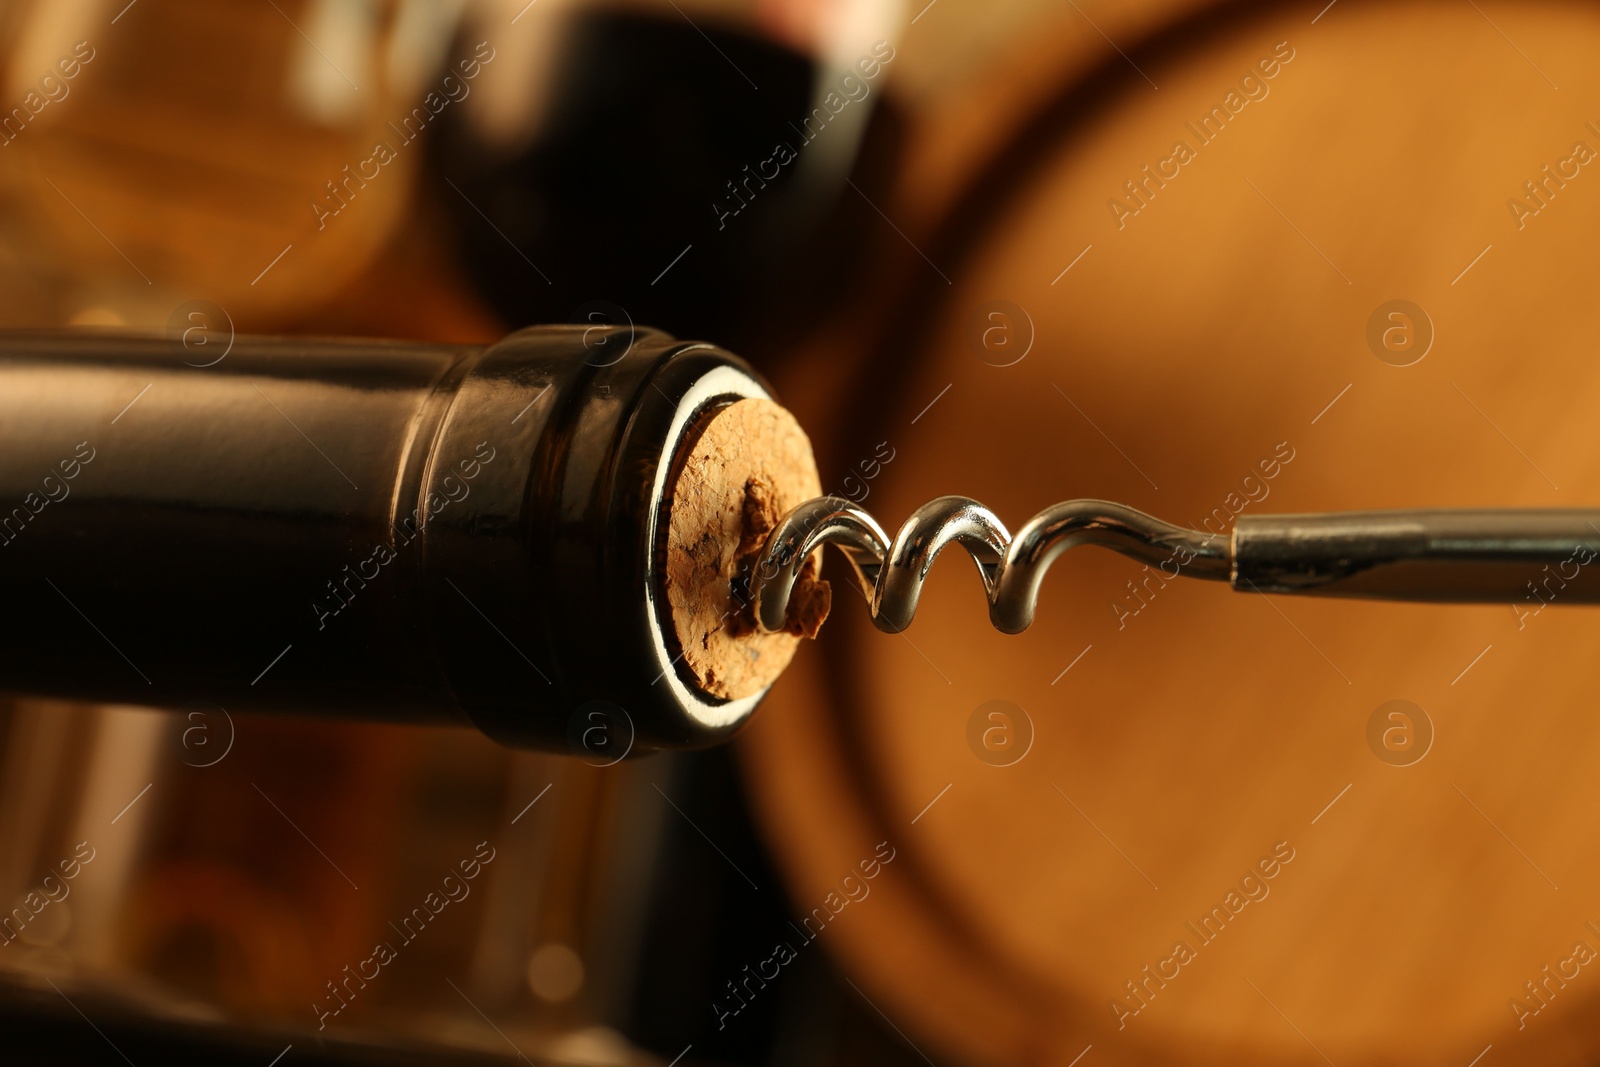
top-left (1232, 509), bottom-right (1600, 601)
top-left (751, 497), bottom-right (1600, 633)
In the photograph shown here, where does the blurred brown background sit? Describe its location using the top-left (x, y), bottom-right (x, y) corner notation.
top-left (4, 1), bottom-right (1600, 1065)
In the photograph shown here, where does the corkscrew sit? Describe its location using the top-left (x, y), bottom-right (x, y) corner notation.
top-left (751, 496), bottom-right (1600, 633)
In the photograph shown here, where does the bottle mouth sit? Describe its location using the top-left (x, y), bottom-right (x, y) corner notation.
top-left (423, 328), bottom-right (792, 753)
top-left (654, 393), bottom-right (829, 707)
top-left (643, 360), bottom-right (798, 735)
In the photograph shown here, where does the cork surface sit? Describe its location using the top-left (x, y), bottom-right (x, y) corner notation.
top-left (664, 398), bottom-right (830, 700)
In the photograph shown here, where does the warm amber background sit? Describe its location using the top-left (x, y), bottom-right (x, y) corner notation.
top-left (5, 0), bottom-right (1599, 1064)
top-left (747, 1), bottom-right (1600, 1064)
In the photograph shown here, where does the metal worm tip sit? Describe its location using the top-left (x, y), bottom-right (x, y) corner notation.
top-left (751, 496), bottom-right (1231, 634)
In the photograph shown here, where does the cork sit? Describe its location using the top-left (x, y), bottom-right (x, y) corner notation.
top-left (664, 398), bottom-right (831, 700)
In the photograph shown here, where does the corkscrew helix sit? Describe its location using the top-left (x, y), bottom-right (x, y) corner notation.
top-left (750, 496), bottom-right (1600, 634)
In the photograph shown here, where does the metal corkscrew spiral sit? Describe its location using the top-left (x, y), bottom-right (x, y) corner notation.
top-left (750, 496), bottom-right (1600, 634)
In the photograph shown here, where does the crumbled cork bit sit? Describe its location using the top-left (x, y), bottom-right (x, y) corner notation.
top-left (725, 476), bottom-right (832, 640)
top-left (664, 399), bottom-right (828, 700)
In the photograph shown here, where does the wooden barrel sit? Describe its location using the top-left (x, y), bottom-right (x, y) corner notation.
top-left (744, 1), bottom-right (1600, 1063)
